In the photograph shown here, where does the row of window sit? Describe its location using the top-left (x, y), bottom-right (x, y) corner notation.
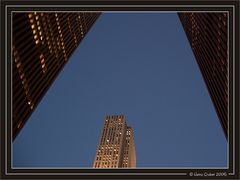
top-left (97, 147), bottom-right (119, 156)
top-left (94, 160), bottom-right (118, 168)
top-left (13, 46), bottom-right (34, 111)
top-left (54, 13), bottom-right (68, 61)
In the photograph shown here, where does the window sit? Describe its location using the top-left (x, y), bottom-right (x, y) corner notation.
top-left (35, 39), bottom-right (39, 45)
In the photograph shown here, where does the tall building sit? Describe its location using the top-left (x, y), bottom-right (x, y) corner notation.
top-left (12, 12), bottom-right (100, 140)
top-left (93, 115), bottom-right (136, 168)
top-left (178, 13), bottom-right (228, 138)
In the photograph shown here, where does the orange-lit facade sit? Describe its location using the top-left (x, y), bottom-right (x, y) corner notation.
top-left (93, 115), bottom-right (136, 168)
top-left (12, 12), bottom-right (100, 140)
top-left (178, 13), bottom-right (228, 138)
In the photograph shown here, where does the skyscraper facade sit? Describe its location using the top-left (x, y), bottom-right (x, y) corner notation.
top-left (12, 12), bottom-right (100, 140)
top-left (178, 13), bottom-right (228, 138)
top-left (93, 115), bottom-right (136, 168)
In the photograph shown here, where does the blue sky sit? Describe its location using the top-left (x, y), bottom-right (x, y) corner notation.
top-left (13, 13), bottom-right (227, 168)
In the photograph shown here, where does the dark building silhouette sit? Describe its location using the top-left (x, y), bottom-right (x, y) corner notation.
top-left (178, 13), bottom-right (228, 138)
top-left (12, 12), bottom-right (100, 140)
top-left (93, 115), bottom-right (136, 168)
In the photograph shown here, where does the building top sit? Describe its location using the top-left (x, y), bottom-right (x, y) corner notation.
top-left (93, 115), bottom-right (136, 168)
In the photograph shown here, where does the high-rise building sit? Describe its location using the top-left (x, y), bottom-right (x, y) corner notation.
top-left (178, 13), bottom-right (228, 138)
top-left (93, 115), bottom-right (136, 168)
top-left (12, 12), bottom-right (100, 140)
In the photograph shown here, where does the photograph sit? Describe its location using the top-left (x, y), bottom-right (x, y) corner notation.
top-left (12, 12), bottom-right (227, 168)
top-left (0, 1), bottom-right (239, 179)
